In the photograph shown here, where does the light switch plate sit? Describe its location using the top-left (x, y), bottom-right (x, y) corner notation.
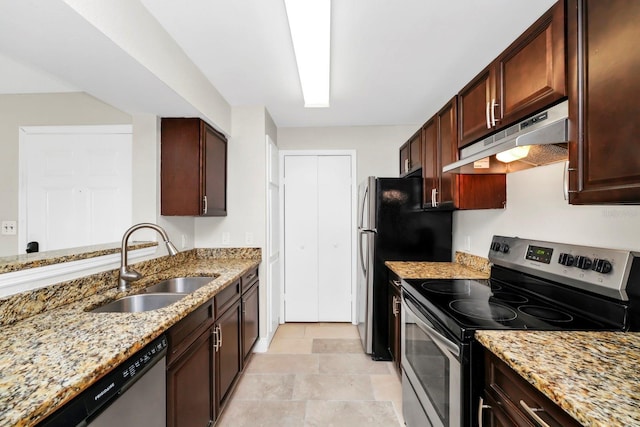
top-left (1, 221), bottom-right (17, 235)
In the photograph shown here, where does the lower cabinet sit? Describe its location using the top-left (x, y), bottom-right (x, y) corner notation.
top-left (167, 268), bottom-right (260, 426)
top-left (387, 271), bottom-right (402, 375)
top-left (481, 349), bottom-right (581, 427)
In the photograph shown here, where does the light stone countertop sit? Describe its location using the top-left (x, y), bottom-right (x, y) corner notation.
top-left (0, 253), bottom-right (260, 427)
top-left (385, 251), bottom-right (491, 280)
top-left (476, 330), bottom-right (640, 427)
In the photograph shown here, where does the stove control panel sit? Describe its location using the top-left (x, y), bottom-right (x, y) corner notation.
top-left (489, 235), bottom-right (637, 300)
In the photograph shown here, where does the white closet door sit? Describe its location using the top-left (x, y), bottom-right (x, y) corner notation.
top-left (283, 155), bottom-right (319, 321)
top-left (318, 156), bottom-right (351, 321)
top-left (283, 153), bottom-right (352, 322)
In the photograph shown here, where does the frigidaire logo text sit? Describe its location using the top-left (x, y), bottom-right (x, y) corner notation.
top-left (95, 382), bottom-right (115, 400)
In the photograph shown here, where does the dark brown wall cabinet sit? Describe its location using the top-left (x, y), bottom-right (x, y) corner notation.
top-left (387, 271), bottom-right (401, 376)
top-left (481, 349), bottom-right (581, 427)
top-left (458, 1), bottom-right (566, 148)
top-left (167, 269), bottom-right (260, 426)
top-left (567, 0), bottom-right (640, 204)
top-left (161, 118), bottom-right (227, 216)
top-left (399, 130), bottom-right (422, 176)
top-left (422, 97), bottom-right (506, 210)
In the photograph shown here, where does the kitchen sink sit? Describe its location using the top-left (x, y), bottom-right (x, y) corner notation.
top-left (90, 293), bottom-right (186, 313)
top-left (144, 276), bottom-right (217, 294)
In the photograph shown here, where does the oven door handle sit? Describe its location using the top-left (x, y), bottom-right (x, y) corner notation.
top-left (404, 298), bottom-right (460, 357)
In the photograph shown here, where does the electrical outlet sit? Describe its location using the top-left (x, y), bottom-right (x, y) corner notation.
top-left (222, 232), bottom-right (230, 245)
top-left (1, 221), bottom-right (17, 236)
top-left (245, 232), bottom-right (254, 245)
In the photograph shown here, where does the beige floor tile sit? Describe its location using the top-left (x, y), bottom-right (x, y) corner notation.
top-left (311, 338), bottom-right (363, 354)
top-left (303, 323), bottom-right (359, 339)
top-left (267, 337), bottom-right (314, 354)
top-left (304, 400), bottom-right (403, 427)
top-left (245, 354), bottom-right (320, 374)
top-left (231, 373), bottom-right (296, 400)
top-left (370, 373), bottom-right (404, 423)
top-left (216, 400), bottom-right (306, 427)
top-left (292, 374), bottom-right (374, 400)
top-left (274, 323), bottom-right (307, 338)
top-left (319, 353), bottom-right (392, 375)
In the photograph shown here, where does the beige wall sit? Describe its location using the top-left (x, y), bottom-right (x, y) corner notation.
top-left (277, 125), bottom-right (417, 184)
top-left (0, 92), bottom-right (132, 256)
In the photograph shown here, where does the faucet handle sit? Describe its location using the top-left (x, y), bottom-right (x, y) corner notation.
top-left (120, 266), bottom-right (142, 282)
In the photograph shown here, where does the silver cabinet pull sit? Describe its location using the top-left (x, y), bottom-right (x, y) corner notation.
top-left (478, 397), bottom-right (491, 427)
top-left (392, 280), bottom-right (401, 286)
top-left (392, 296), bottom-right (399, 316)
top-left (212, 327), bottom-right (219, 352)
top-left (490, 98), bottom-right (500, 127)
top-left (203, 195), bottom-right (208, 215)
top-left (519, 400), bottom-right (551, 427)
top-left (486, 100), bottom-right (492, 129)
top-left (431, 188), bottom-right (438, 207)
top-left (218, 324), bottom-right (223, 349)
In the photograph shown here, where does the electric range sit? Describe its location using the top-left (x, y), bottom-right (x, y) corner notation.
top-left (400, 235), bottom-right (640, 427)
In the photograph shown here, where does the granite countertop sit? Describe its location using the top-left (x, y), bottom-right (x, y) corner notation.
top-left (476, 330), bottom-right (640, 427)
top-left (0, 255), bottom-right (260, 426)
top-left (385, 252), bottom-right (490, 280)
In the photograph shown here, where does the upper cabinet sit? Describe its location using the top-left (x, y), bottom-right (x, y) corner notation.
top-left (399, 130), bottom-right (422, 176)
top-left (567, 0), bottom-right (640, 204)
top-left (458, 1), bottom-right (566, 148)
top-left (161, 118), bottom-right (228, 216)
top-left (422, 97), bottom-right (506, 210)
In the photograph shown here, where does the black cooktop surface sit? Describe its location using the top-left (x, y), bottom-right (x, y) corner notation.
top-left (402, 276), bottom-right (626, 341)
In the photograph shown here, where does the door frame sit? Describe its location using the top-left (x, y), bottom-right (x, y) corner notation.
top-left (279, 149), bottom-right (357, 324)
top-left (18, 125), bottom-right (133, 252)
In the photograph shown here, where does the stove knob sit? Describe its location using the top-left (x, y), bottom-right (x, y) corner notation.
top-left (558, 253), bottom-right (575, 266)
top-left (500, 244), bottom-right (510, 253)
top-left (491, 242), bottom-right (502, 252)
top-left (592, 259), bottom-right (613, 274)
top-left (574, 255), bottom-right (593, 270)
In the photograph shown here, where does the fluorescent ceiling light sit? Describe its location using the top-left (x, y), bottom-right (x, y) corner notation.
top-left (284, 0), bottom-right (331, 108)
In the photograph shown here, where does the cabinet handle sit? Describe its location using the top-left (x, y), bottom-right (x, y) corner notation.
top-left (431, 188), bottom-right (438, 208)
top-left (242, 299), bottom-right (247, 314)
top-left (218, 324), bottom-right (223, 349)
top-left (490, 98), bottom-right (499, 127)
top-left (392, 280), bottom-right (401, 286)
top-left (404, 158), bottom-right (410, 173)
top-left (486, 101), bottom-right (492, 129)
top-left (212, 327), bottom-right (219, 352)
top-left (478, 397), bottom-right (491, 427)
top-left (519, 400), bottom-right (551, 427)
top-left (245, 273), bottom-right (256, 282)
top-left (392, 296), bottom-right (399, 316)
top-left (203, 195), bottom-right (208, 215)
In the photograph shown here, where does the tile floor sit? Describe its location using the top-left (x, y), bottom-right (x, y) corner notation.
top-left (216, 323), bottom-right (405, 427)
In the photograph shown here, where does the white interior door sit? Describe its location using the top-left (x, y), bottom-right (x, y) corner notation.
top-left (20, 125), bottom-right (132, 252)
top-left (282, 152), bottom-right (353, 322)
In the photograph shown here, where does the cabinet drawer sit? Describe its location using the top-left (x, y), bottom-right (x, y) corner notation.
top-left (215, 279), bottom-right (241, 318)
top-left (167, 298), bottom-right (213, 365)
top-left (241, 267), bottom-right (258, 293)
top-left (485, 351), bottom-right (581, 427)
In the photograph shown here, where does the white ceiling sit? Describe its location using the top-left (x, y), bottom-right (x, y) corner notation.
top-left (0, 0), bottom-right (557, 128)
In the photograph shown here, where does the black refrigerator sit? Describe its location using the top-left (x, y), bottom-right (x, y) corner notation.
top-left (357, 176), bottom-right (452, 360)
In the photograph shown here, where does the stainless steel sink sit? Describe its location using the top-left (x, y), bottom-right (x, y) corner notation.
top-left (144, 276), bottom-right (217, 294)
top-left (90, 293), bottom-right (186, 313)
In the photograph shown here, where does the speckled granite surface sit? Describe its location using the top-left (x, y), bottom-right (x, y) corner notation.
top-left (0, 248), bottom-right (260, 427)
top-left (385, 251), bottom-right (490, 280)
top-left (0, 241), bottom-right (157, 274)
top-left (476, 330), bottom-right (640, 427)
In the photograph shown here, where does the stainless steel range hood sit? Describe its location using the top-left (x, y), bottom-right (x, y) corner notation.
top-left (443, 100), bottom-right (568, 174)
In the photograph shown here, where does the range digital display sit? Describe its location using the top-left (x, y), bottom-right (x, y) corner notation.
top-left (526, 245), bottom-right (553, 264)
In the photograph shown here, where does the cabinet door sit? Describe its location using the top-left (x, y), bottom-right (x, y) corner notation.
top-left (387, 275), bottom-right (401, 375)
top-left (409, 131), bottom-right (422, 172)
top-left (203, 124), bottom-right (227, 216)
top-left (458, 68), bottom-right (493, 148)
top-left (567, 0), bottom-right (640, 204)
top-left (437, 97), bottom-right (458, 206)
top-left (167, 328), bottom-right (215, 427)
top-left (399, 142), bottom-right (410, 175)
top-left (497, 1), bottom-right (566, 126)
top-left (216, 300), bottom-right (242, 411)
top-left (242, 282), bottom-right (259, 363)
top-left (421, 118), bottom-right (437, 207)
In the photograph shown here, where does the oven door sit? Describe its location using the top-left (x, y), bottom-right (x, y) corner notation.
top-left (401, 291), bottom-right (461, 427)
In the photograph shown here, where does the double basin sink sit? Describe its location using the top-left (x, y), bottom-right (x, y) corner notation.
top-left (90, 276), bottom-right (218, 313)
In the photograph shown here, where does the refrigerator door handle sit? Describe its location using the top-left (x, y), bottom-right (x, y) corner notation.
top-left (358, 229), bottom-right (375, 274)
top-left (359, 185), bottom-right (369, 229)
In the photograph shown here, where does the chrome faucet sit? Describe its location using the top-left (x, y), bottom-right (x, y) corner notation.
top-left (119, 223), bottom-right (179, 291)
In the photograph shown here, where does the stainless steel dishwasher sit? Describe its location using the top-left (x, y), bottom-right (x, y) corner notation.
top-left (39, 334), bottom-right (167, 427)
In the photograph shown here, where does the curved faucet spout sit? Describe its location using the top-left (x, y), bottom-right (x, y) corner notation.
top-left (119, 223), bottom-right (179, 291)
